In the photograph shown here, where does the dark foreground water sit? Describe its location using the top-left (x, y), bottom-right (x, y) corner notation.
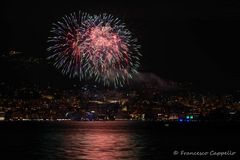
top-left (0, 121), bottom-right (239, 160)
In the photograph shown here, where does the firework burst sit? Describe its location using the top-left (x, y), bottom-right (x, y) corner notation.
top-left (47, 11), bottom-right (141, 87)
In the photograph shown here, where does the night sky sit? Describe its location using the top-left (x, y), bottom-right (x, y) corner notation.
top-left (1, 0), bottom-right (240, 90)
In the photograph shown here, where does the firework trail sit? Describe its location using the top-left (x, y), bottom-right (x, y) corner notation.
top-left (47, 11), bottom-right (141, 87)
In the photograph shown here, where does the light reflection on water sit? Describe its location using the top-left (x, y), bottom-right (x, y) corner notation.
top-left (38, 121), bottom-right (146, 160)
top-left (1, 121), bottom-right (237, 160)
top-left (63, 127), bottom-right (139, 160)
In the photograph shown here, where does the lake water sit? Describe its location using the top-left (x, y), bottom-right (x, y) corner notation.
top-left (0, 121), bottom-right (239, 160)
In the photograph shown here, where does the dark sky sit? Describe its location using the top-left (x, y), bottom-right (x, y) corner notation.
top-left (1, 0), bottom-right (240, 90)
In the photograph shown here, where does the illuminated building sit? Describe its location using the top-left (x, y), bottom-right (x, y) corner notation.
top-left (0, 112), bottom-right (5, 121)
